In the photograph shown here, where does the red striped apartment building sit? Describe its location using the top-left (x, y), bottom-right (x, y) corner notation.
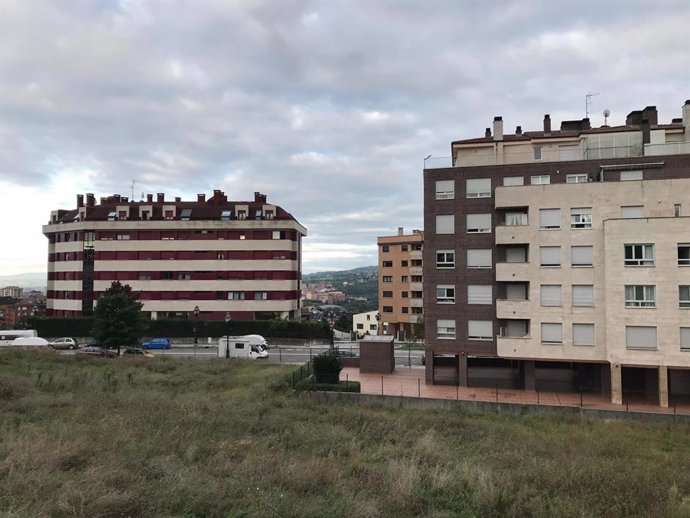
top-left (42, 190), bottom-right (307, 321)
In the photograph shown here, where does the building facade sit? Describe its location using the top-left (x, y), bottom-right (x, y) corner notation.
top-left (0, 286), bottom-right (22, 298)
top-left (378, 228), bottom-right (424, 341)
top-left (424, 101), bottom-right (690, 406)
top-left (353, 310), bottom-right (380, 337)
top-left (43, 190), bottom-right (307, 321)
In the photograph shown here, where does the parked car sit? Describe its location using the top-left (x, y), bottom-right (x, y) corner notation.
top-left (141, 337), bottom-right (171, 350)
top-left (334, 348), bottom-right (358, 357)
top-left (75, 346), bottom-right (118, 358)
top-left (120, 347), bottom-right (155, 358)
top-left (49, 337), bottom-right (79, 350)
top-left (10, 337), bottom-right (50, 349)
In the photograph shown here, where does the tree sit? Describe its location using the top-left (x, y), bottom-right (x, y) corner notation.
top-left (91, 281), bottom-right (146, 353)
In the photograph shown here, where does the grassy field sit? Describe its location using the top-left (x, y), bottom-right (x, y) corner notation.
top-left (2, 351), bottom-right (690, 517)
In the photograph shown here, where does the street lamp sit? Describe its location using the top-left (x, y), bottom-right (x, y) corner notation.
top-left (375, 312), bottom-right (381, 335)
top-left (224, 311), bottom-right (231, 358)
top-left (193, 305), bottom-right (200, 359)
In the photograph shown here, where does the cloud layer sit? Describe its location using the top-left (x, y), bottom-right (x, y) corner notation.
top-left (1, 0), bottom-right (690, 274)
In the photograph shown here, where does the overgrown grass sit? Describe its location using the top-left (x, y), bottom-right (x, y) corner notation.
top-left (2, 349), bottom-right (690, 517)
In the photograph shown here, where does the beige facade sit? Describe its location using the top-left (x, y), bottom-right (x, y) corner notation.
top-left (378, 228), bottom-right (424, 340)
top-left (353, 310), bottom-right (380, 337)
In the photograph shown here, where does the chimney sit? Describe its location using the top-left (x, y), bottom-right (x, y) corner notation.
top-left (642, 106), bottom-right (658, 126)
top-left (86, 193), bottom-right (95, 207)
top-left (398, 227), bottom-right (404, 236)
top-left (175, 197), bottom-right (181, 202)
top-left (582, 118), bottom-right (591, 130)
top-left (485, 128), bottom-right (491, 138)
top-left (626, 110), bottom-right (643, 126)
top-left (113, 194), bottom-right (121, 203)
top-left (515, 125), bottom-right (522, 135)
top-left (76, 194), bottom-right (84, 208)
top-left (197, 194), bottom-right (206, 203)
top-left (493, 116), bottom-right (503, 141)
top-left (157, 193), bottom-right (164, 203)
top-left (683, 100), bottom-right (690, 138)
top-left (254, 192), bottom-right (267, 203)
top-left (641, 118), bottom-right (651, 144)
top-left (543, 114), bottom-right (551, 133)
top-left (146, 194), bottom-right (153, 203)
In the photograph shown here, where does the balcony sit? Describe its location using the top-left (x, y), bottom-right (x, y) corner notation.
top-left (496, 299), bottom-right (531, 319)
top-left (496, 262), bottom-right (531, 282)
top-left (410, 250), bottom-right (423, 261)
top-left (409, 266), bottom-right (423, 276)
top-left (410, 282), bottom-right (423, 292)
top-left (410, 298), bottom-right (423, 308)
top-left (495, 225), bottom-right (532, 245)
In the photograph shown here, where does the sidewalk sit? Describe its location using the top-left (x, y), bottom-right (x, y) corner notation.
top-left (340, 367), bottom-right (690, 415)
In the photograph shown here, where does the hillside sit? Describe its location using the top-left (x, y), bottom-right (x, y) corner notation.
top-left (303, 266), bottom-right (378, 312)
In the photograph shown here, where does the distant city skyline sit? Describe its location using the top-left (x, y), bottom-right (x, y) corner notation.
top-left (2, 1), bottom-right (690, 275)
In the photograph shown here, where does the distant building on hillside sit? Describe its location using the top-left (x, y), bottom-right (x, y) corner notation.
top-left (353, 310), bottom-right (380, 337)
top-left (0, 286), bottom-right (22, 298)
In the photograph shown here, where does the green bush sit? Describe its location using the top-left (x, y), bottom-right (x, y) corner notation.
top-left (294, 379), bottom-right (360, 392)
top-left (312, 353), bottom-right (342, 384)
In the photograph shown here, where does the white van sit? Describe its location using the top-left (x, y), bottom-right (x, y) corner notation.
top-left (0, 329), bottom-right (38, 346)
top-left (242, 334), bottom-right (270, 350)
top-left (218, 336), bottom-right (269, 360)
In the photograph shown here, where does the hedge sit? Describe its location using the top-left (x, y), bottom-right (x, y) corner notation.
top-left (28, 317), bottom-right (332, 340)
top-left (294, 379), bottom-right (361, 393)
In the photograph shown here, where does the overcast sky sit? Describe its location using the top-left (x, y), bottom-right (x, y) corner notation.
top-left (1, 0), bottom-right (690, 276)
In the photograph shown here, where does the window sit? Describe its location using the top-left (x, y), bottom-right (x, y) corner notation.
top-left (466, 213), bottom-right (491, 233)
top-left (401, 244), bottom-right (408, 251)
top-left (401, 276), bottom-right (409, 283)
top-left (573, 324), bottom-right (595, 346)
top-left (540, 246), bottom-right (561, 267)
top-left (621, 206), bottom-right (643, 218)
top-left (436, 285), bottom-right (455, 304)
top-left (437, 320), bottom-right (456, 339)
top-left (675, 204), bottom-right (683, 217)
top-left (107, 211), bottom-right (117, 221)
top-left (571, 246), bottom-right (593, 267)
top-left (401, 260), bottom-right (408, 267)
top-left (228, 292), bottom-right (245, 300)
top-left (533, 147), bottom-right (542, 161)
top-left (436, 250), bottom-right (455, 268)
top-left (436, 215), bottom-right (454, 234)
top-left (539, 209), bottom-right (561, 230)
top-left (505, 247), bottom-right (526, 263)
top-left (625, 285), bottom-right (656, 308)
top-left (503, 176), bottom-right (524, 187)
top-left (221, 209), bottom-right (232, 220)
top-left (506, 283), bottom-right (527, 300)
top-left (382, 276), bottom-right (392, 283)
top-left (116, 233), bottom-right (130, 240)
top-left (402, 307), bottom-right (409, 314)
top-left (626, 326), bottom-right (657, 350)
top-left (411, 275), bottom-right (422, 282)
top-left (505, 212), bottom-right (528, 226)
top-left (138, 273), bottom-right (151, 281)
top-left (567, 174), bottom-right (588, 184)
top-left (679, 286), bottom-right (690, 308)
top-left (382, 244), bottom-right (389, 252)
top-left (254, 292), bottom-right (268, 300)
top-left (435, 180), bottom-right (454, 200)
top-left (467, 249), bottom-right (492, 268)
top-left (681, 328), bottom-right (690, 351)
top-left (468, 320), bottom-right (493, 340)
top-left (570, 207), bottom-right (592, 229)
top-left (356, 323), bottom-right (364, 330)
top-left (180, 208), bottom-right (192, 221)
top-left (620, 170), bottom-right (643, 181)
top-left (401, 292), bottom-right (409, 298)
top-left (369, 324), bottom-right (377, 331)
top-left (572, 285), bottom-right (594, 307)
top-left (540, 285), bottom-right (562, 307)
top-left (382, 306), bottom-right (393, 313)
top-left (161, 272), bottom-right (174, 280)
top-left (541, 323), bottom-right (562, 344)
top-left (467, 285), bottom-right (492, 305)
top-left (531, 174), bottom-right (550, 185)
top-left (466, 178), bottom-right (491, 198)
top-left (382, 291), bottom-right (393, 297)
top-left (272, 231), bottom-right (281, 240)
top-left (382, 261), bottom-right (393, 268)
top-left (679, 245), bottom-right (690, 265)
top-left (625, 244), bottom-right (654, 266)
top-left (177, 273), bottom-right (191, 280)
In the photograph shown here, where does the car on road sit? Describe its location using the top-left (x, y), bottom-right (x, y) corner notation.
top-left (120, 347), bottom-right (155, 358)
top-left (49, 337), bottom-right (79, 350)
top-left (10, 337), bottom-right (51, 349)
top-left (75, 346), bottom-right (118, 358)
top-left (333, 348), bottom-right (358, 357)
top-left (141, 337), bottom-right (171, 350)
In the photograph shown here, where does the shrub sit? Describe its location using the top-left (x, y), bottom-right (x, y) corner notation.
top-left (294, 379), bottom-right (360, 393)
top-left (312, 353), bottom-right (342, 384)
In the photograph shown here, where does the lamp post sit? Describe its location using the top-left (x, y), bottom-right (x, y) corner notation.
top-left (375, 312), bottom-right (381, 336)
top-left (224, 311), bottom-right (231, 358)
top-left (193, 305), bottom-right (200, 359)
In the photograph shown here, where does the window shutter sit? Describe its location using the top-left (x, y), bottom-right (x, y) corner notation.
top-left (468, 320), bottom-right (493, 339)
top-left (541, 323), bottom-right (562, 343)
top-left (467, 285), bottom-right (492, 305)
top-left (506, 247), bottom-right (526, 263)
top-left (681, 328), bottom-right (690, 350)
top-left (572, 285), bottom-right (594, 306)
top-left (625, 326), bottom-right (657, 349)
top-left (620, 170), bottom-right (643, 181)
top-left (573, 324), bottom-right (595, 346)
top-left (503, 176), bottom-right (524, 186)
top-left (466, 213), bottom-right (491, 232)
top-left (571, 246), bottom-right (593, 266)
top-left (540, 285), bottom-right (562, 306)
top-left (435, 180), bottom-right (454, 199)
top-left (436, 215), bottom-right (454, 234)
top-left (539, 209), bottom-right (561, 229)
top-left (467, 249), bottom-right (492, 268)
top-left (466, 178), bottom-right (491, 197)
top-left (540, 246), bottom-right (561, 266)
top-left (621, 206), bottom-right (644, 218)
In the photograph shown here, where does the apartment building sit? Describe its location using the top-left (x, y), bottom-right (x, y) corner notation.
top-left (353, 310), bottom-right (380, 337)
top-left (0, 286), bottom-right (22, 298)
top-left (43, 190), bottom-right (307, 321)
top-left (378, 228), bottom-right (424, 340)
top-left (424, 100), bottom-right (690, 406)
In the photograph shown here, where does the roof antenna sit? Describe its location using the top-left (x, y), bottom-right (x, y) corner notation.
top-left (586, 92), bottom-right (599, 118)
top-left (130, 180), bottom-right (136, 201)
top-left (603, 109), bottom-right (610, 126)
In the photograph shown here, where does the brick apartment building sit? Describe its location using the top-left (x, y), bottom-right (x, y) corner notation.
top-left (378, 228), bottom-right (424, 340)
top-left (424, 100), bottom-right (690, 406)
top-left (43, 190), bottom-right (307, 321)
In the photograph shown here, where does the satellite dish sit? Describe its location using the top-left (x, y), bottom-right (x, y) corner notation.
top-left (603, 109), bottom-right (610, 126)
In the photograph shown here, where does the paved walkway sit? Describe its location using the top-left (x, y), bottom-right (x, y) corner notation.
top-left (340, 367), bottom-right (690, 415)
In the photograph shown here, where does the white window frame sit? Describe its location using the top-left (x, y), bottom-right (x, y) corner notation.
top-left (435, 180), bottom-right (455, 200)
top-left (570, 207), bottom-right (592, 229)
top-left (503, 176), bottom-right (524, 187)
top-left (566, 174), bottom-right (588, 184)
top-left (228, 292), bottom-right (245, 300)
top-left (466, 213), bottom-right (492, 233)
top-left (436, 285), bottom-right (455, 304)
top-left (681, 327), bottom-right (690, 351)
top-left (625, 285), bottom-right (656, 308)
top-left (436, 250), bottom-right (455, 269)
top-left (625, 244), bottom-right (655, 266)
top-left (466, 178), bottom-right (491, 198)
top-left (679, 286), bottom-right (690, 308)
top-left (437, 320), bottom-right (456, 340)
top-left (533, 147), bottom-right (542, 161)
top-left (531, 174), bottom-right (550, 185)
top-left (504, 212), bottom-right (528, 226)
top-left (679, 244), bottom-right (690, 266)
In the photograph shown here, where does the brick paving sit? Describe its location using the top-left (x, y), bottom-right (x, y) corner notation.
top-left (340, 367), bottom-right (690, 415)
